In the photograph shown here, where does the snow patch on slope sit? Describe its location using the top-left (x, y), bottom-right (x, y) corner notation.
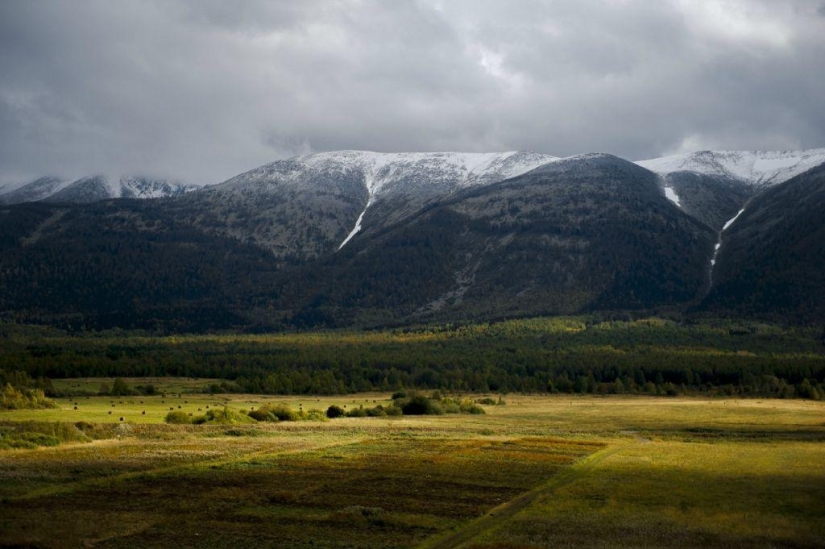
top-left (664, 187), bottom-right (681, 207)
top-left (338, 198), bottom-right (372, 250)
top-left (722, 208), bottom-right (745, 231)
top-left (709, 208), bottom-right (746, 283)
top-left (637, 148), bottom-right (825, 186)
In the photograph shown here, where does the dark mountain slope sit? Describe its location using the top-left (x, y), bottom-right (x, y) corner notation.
top-left (702, 164), bottom-right (825, 322)
top-left (0, 152), bottom-right (558, 329)
top-left (3, 149), bottom-right (821, 331)
top-left (661, 172), bottom-right (755, 232)
top-left (275, 155), bottom-right (717, 327)
top-left (0, 201), bottom-right (280, 331)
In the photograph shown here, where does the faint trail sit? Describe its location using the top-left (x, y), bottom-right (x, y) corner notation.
top-left (417, 441), bottom-right (637, 549)
top-left (8, 436), bottom-right (369, 502)
top-left (20, 208), bottom-right (67, 247)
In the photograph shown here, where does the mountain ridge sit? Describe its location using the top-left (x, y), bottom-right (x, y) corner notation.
top-left (0, 175), bottom-right (199, 205)
top-left (636, 148), bottom-right (825, 186)
top-left (1, 147), bottom-right (824, 331)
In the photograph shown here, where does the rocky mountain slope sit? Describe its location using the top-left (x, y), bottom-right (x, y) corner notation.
top-left (178, 151), bottom-right (558, 262)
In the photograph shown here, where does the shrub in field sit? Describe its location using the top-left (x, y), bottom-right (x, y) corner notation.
top-left (264, 404), bottom-right (299, 421)
top-left (135, 384), bottom-right (157, 396)
top-left (296, 408), bottom-right (327, 421)
top-left (247, 407), bottom-right (278, 422)
top-left (326, 405), bottom-right (345, 418)
top-left (110, 378), bottom-right (133, 396)
top-left (165, 410), bottom-right (191, 424)
top-left (461, 401), bottom-right (486, 414)
top-left (441, 399), bottom-right (462, 414)
top-left (346, 407), bottom-right (367, 418)
top-left (246, 404), bottom-right (327, 422)
top-left (202, 407), bottom-right (255, 424)
top-left (441, 398), bottom-right (486, 414)
top-left (401, 395), bottom-right (444, 415)
top-left (0, 422), bottom-right (91, 449)
top-left (1, 383), bottom-right (57, 410)
top-left (366, 405), bottom-right (387, 417)
top-left (384, 405), bottom-right (403, 416)
top-left (0, 431), bottom-right (60, 449)
top-left (327, 404), bottom-right (395, 419)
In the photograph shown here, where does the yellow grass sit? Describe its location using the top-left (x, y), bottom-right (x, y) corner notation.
top-left (1, 391), bottom-right (824, 548)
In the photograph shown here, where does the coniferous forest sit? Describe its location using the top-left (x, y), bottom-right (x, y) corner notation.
top-left (3, 317), bottom-right (823, 400)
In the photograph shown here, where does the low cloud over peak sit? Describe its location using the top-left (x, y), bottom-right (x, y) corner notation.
top-left (1, 0), bottom-right (823, 184)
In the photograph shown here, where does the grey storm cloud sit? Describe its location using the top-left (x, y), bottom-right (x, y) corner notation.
top-left (1, 0), bottom-right (824, 184)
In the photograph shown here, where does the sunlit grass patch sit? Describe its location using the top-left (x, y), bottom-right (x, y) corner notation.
top-left (473, 439), bottom-right (825, 548)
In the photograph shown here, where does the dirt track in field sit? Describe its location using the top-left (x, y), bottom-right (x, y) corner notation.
top-left (418, 440), bottom-right (637, 549)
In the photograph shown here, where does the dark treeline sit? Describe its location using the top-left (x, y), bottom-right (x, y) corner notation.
top-left (1, 317), bottom-right (824, 400)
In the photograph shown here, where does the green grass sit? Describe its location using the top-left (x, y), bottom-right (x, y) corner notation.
top-left (50, 376), bottom-right (220, 396)
top-left (469, 440), bottom-right (825, 548)
top-left (1, 392), bottom-right (823, 548)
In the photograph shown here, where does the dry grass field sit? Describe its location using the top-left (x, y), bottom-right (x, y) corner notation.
top-left (1, 385), bottom-right (823, 548)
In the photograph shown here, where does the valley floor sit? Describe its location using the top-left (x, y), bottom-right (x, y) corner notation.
top-left (1, 392), bottom-right (824, 548)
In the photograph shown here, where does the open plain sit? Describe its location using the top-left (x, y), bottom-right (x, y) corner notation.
top-left (1, 387), bottom-right (823, 548)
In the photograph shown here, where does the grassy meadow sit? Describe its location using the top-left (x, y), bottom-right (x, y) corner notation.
top-left (1, 382), bottom-right (823, 548)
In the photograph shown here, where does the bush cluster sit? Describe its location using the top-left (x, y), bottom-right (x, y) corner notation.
top-left (1, 383), bottom-right (57, 410)
top-left (164, 404), bottom-right (327, 425)
top-left (325, 392), bottom-right (485, 419)
top-left (0, 421), bottom-right (90, 450)
top-left (0, 370), bottom-right (58, 410)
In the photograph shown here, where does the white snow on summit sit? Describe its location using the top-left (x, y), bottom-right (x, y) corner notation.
top-left (299, 150), bottom-right (558, 199)
top-left (637, 148), bottom-right (825, 186)
top-left (328, 151), bottom-right (559, 248)
top-left (0, 174), bottom-right (197, 204)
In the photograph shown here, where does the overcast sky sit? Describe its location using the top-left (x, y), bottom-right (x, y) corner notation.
top-left (1, 0), bottom-right (824, 184)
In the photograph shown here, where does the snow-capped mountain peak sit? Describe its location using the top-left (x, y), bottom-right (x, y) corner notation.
top-left (222, 150), bottom-right (559, 198)
top-left (210, 150), bottom-right (560, 252)
top-left (0, 175), bottom-right (198, 204)
top-left (636, 148), bottom-right (825, 186)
